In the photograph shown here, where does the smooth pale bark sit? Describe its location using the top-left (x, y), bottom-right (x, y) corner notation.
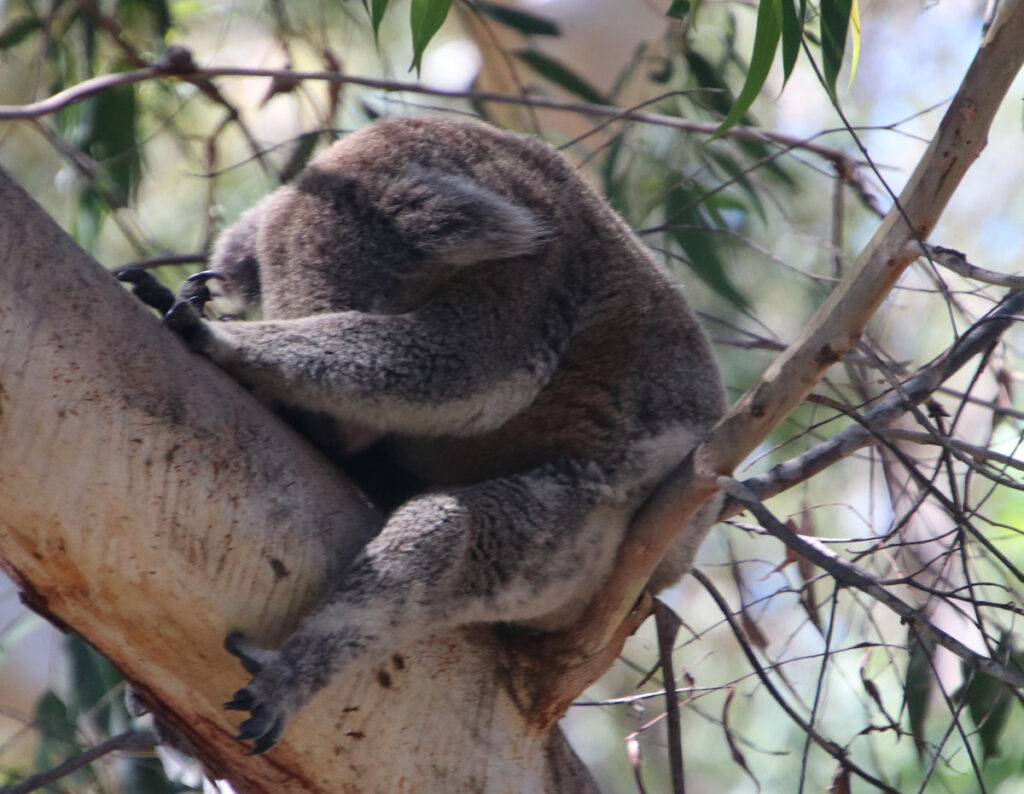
top-left (0, 170), bottom-right (597, 792)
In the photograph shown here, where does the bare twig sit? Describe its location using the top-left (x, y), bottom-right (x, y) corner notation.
top-left (0, 731), bottom-right (158, 794)
top-left (691, 568), bottom-right (901, 794)
top-left (111, 253), bottom-right (209, 273)
top-left (879, 428), bottom-right (1024, 473)
top-left (653, 599), bottom-right (685, 794)
top-left (0, 63), bottom-right (868, 173)
top-left (925, 245), bottom-right (1024, 289)
top-left (735, 288), bottom-right (1024, 512)
top-left (716, 475), bottom-right (1024, 691)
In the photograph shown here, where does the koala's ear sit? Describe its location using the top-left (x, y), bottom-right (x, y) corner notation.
top-left (391, 168), bottom-right (549, 266)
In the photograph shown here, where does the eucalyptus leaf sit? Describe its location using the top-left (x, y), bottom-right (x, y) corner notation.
top-left (905, 631), bottom-right (936, 760)
top-left (780, 0), bottom-right (804, 85)
top-left (515, 50), bottom-right (607, 105)
top-left (820, 0), bottom-right (853, 97)
top-left (410, 0), bottom-right (453, 74)
top-left (712, 0), bottom-right (781, 138)
top-left (476, 2), bottom-right (559, 36)
top-left (371, 0), bottom-right (390, 41)
top-left (665, 185), bottom-right (749, 309)
top-left (0, 16), bottom-right (42, 49)
top-left (667, 0), bottom-right (691, 20)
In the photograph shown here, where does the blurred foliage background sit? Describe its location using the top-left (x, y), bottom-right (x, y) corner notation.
top-left (1, 0), bottom-right (1023, 792)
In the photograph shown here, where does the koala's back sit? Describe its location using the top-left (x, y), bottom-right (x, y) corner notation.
top-left (226, 116), bottom-right (723, 509)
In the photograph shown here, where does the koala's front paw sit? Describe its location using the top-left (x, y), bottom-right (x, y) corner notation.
top-left (117, 268), bottom-right (176, 314)
top-left (160, 270), bottom-right (224, 350)
top-left (223, 632), bottom-right (298, 755)
top-left (177, 270), bottom-right (224, 311)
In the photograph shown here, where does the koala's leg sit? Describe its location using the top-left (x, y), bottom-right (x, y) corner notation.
top-left (225, 461), bottom-right (615, 753)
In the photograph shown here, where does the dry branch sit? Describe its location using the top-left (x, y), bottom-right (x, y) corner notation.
top-left (533, 0), bottom-right (1024, 708)
top-left (736, 288), bottom-right (1024, 511)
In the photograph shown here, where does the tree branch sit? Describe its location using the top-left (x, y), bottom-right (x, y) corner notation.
top-left (734, 288), bottom-right (1024, 513)
top-left (0, 731), bottom-right (158, 794)
top-left (0, 61), bottom-right (869, 176)
top-left (532, 0), bottom-right (1024, 716)
top-left (690, 569), bottom-right (901, 794)
top-left (715, 475), bottom-right (1024, 691)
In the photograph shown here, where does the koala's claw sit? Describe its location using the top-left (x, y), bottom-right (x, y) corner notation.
top-left (116, 268), bottom-right (176, 314)
top-left (224, 632), bottom-right (295, 753)
top-left (178, 269), bottom-right (224, 309)
top-left (244, 714), bottom-right (286, 755)
top-left (224, 687), bottom-right (255, 711)
top-left (161, 300), bottom-right (206, 348)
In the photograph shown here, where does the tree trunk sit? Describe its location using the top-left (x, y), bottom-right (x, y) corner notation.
top-left (0, 168), bottom-right (597, 793)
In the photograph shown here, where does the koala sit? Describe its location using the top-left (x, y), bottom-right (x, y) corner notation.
top-left (124, 117), bottom-right (725, 753)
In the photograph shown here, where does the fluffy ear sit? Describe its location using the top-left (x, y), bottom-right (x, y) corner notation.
top-left (390, 168), bottom-right (550, 266)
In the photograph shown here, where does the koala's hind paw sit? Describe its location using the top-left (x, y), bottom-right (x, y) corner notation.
top-left (223, 632), bottom-right (296, 754)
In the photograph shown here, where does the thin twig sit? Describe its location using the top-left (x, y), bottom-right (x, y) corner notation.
top-left (0, 63), bottom-right (868, 171)
top-left (733, 289), bottom-right (1024, 513)
top-left (0, 731), bottom-right (158, 794)
top-left (925, 245), bottom-right (1024, 289)
top-left (653, 598), bottom-right (685, 794)
top-left (716, 475), bottom-right (1024, 691)
top-left (691, 568), bottom-right (901, 794)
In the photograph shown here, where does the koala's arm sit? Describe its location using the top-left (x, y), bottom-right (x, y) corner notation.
top-left (190, 291), bottom-right (572, 437)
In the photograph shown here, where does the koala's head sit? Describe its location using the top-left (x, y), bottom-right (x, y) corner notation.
top-left (237, 159), bottom-right (550, 318)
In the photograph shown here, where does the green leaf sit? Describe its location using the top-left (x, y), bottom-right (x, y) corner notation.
top-left (73, 189), bottom-right (103, 252)
top-left (409, 0), bottom-right (453, 74)
top-left (65, 634), bottom-right (123, 727)
top-left (371, 0), bottom-right (390, 41)
top-left (705, 148), bottom-right (766, 221)
top-left (116, 0), bottom-right (172, 40)
top-left (684, 51), bottom-right (734, 118)
top-left (779, 0), bottom-right (804, 85)
top-left (476, 2), bottom-right (560, 36)
top-left (665, 185), bottom-right (749, 309)
top-left (667, 0), bottom-right (690, 20)
top-left (33, 691), bottom-right (81, 778)
top-left (848, 0), bottom-right (861, 88)
top-left (712, 0), bottom-right (782, 138)
top-left (0, 15), bottom-right (43, 49)
top-left (70, 78), bottom-right (140, 210)
top-left (820, 0), bottom-right (853, 97)
top-left (905, 631), bottom-right (936, 761)
top-left (964, 669), bottom-right (1011, 760)
top-left (515, 50), bottom-right (607, 105)
top-left (959, 633), bottom-right (1017, 761)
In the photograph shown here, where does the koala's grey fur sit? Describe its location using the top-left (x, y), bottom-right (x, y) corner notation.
top-left (182, 117), bottom-right (724, 751)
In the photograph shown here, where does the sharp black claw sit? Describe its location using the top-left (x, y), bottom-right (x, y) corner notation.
top-left (116, 268), bottom-right (176, 314)
top-left (186, 270), bottom-right (225, 284)
top-left (175, 270), bottom-right (223, 313)
top-left (235, 706), bottom-right (269, 740)
top-left (247, 719), bottom-right (285, 755)
top-left (161, 300), bottom-right (205, 347)
top-left (224, 688), bottom-right (254, 711)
